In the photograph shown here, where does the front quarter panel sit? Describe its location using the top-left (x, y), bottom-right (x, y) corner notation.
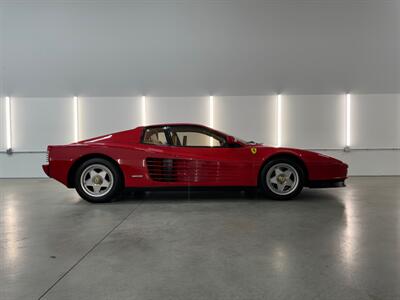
top-left (300, 151), bottom-right (348, 181)
top-left (251, 147), bottom-right (347, 182)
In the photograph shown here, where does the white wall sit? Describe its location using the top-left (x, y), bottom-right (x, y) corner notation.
top-left (320, 150), bottom-right (400, 177)
top-left (11, 97), bottom-right (74, 150)
top-left (214, 96), bottom-right (276, 146)
top-left (351, 94), bottom-right (400, 149)
top-left (283, 95), bottom-right (346, 149)
top-left (146, 97), bottom-right (208, 126)
top-left (0, 99), bottom-right (4, 149)
top-left (1, 94), bottom-right (399, 178)
top-left (79, 97), bottom-right (142, 140)
top-left (0, 153), bottom-right (46, 178)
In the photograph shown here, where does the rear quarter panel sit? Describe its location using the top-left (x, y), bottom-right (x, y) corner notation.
top-left (48, 144), bottom-right (149, 188)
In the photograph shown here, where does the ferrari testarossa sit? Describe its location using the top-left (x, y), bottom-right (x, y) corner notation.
top-left (43, 123), bottom-right (348, 203)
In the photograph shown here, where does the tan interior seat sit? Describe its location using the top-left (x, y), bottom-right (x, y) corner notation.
top-left (150, 133), bottom-right (163, 145)
top-left (144, 130), bottom-right (163, 145)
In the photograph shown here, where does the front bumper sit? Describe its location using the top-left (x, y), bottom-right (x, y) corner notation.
top-left (307, 160), bottom-right (348, 182)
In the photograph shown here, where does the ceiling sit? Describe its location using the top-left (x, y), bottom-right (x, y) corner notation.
top-left (0, 0), bottom-right (399, 97)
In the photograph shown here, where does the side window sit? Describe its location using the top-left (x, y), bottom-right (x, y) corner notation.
top-left (142, 128), bottom-right (168, 145)
top-left (171, 126), bottom-right (226, 147)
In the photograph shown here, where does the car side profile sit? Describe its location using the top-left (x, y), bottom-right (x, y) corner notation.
top-left (42, 124), bottom-right (348, 203)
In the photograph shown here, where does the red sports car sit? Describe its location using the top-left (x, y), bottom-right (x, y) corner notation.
top-left (43, 123), bottom-right (348, 203)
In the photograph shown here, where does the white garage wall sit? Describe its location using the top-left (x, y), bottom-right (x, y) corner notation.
top-left (0, 153), bottom-right (46, 178)
top-left (11, 97), bottom-right (74, 151)
top-left (283, 95), bottom-right (346, 149)
top-left (319, 151), bottom-right (400, 176)
top-left (0, 99), bottom-right (4, 150)
top-left (214, 96), bottom-right (276, 146)
top-left (79, 97), bottom-right (141, 140)
top-left (0, 94), bottom-right (399, 177)
top-left (351, 94), bottom-right (400, 149)
top-left (147, 97), bottom-right (208, 125)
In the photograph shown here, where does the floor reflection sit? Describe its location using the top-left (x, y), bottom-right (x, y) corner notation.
top-left (272, 243), bottom-right (288, 273)
top-left (340, 188), bottom-right (359, 275)
top-left (2, 197), bottom-right (19, 266)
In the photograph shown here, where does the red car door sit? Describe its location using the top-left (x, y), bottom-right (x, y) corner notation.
top-left (168, 146), bottom-right (256, 186)
top-left (143, 125), bottom-right (256, 187)
top-left (146, 125), bottom-right (257, 186)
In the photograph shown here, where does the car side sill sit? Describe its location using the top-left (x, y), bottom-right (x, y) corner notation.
top-left (126, 186), bottom-right (256, 192)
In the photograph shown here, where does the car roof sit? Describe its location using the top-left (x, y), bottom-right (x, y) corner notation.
top-left (139, 123), bottom-right (230, 138)
top-left (142, 123), bottom-right (210, 128)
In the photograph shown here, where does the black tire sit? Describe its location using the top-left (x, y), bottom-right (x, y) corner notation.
top-left (259, 158), bottom-right (304, 200)
top-left (74, 158), bottom-right (123, 203)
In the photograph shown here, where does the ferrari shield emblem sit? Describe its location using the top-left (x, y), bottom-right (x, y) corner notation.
top-left (251, 147), bottom-right (257, 155)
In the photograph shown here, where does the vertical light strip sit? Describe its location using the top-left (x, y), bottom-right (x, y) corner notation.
top-left (73, 96), bottom-right (79, 142)
top-left (5, 97), bottom-right (12, 151)
top-left (277, 94), bottom-right (282, 147)
top-left (209, 95), bottom-right (214, 146)
top-left (209, 95), bottom-right (214, 128)
top-left (345, 93), bottom-right (351, 148)
top-left (141, 96), bottom-right (146, 126)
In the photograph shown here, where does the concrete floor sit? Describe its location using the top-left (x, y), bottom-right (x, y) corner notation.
top-left (0, 178), bottom-right (399, 300)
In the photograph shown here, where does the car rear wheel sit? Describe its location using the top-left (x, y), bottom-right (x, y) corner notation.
top-left (74, 158), bottom-right (122, 203)
top-left (260, 159), bottom-right (304, 200)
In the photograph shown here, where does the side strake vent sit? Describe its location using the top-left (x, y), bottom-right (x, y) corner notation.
top-left (146, 158), bottom-right (238, 183)
top-left (146, 158), bottom-right (177, 182)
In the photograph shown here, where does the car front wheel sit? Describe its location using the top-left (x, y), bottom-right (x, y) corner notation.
top-left (75, 158), bottom-right (122, 203)
top-left (260, 159), bottom-right (304, 200)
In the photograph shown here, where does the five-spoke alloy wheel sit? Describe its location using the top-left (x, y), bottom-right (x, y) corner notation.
top-left (260, 158), bottom-right (304, 200)
top-left (80, 164), bottom-right (114, 197)
top-left (75, 158), bottom-right (122, 203)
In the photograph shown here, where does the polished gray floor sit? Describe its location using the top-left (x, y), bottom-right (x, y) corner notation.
top-left (0, 177), bottom-right (399, 300)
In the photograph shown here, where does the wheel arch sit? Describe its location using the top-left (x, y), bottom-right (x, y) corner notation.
top-left (258, 153), bottom-right (309, 186)
top-left (67, 153), bottom-right (125, 188)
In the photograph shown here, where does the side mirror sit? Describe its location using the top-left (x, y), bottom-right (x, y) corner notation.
top-left (226, 135), bottom-right (236, 145)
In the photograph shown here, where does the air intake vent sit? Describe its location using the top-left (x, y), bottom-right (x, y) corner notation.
top-left (146, 158), bottom-right (178, 182)
top-left (146, 157), bottom-right (238, 183)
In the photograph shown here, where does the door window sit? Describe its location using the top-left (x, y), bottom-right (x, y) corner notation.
top-left (142, 127), bottom-right (168, 145)
top-left (170, 126), bottom-right (226, 147)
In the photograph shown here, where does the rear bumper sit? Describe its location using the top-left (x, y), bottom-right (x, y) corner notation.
top-left (308, 179), bottom-right (346, 188)
top-left (42, 164), bottom-right (50, 177)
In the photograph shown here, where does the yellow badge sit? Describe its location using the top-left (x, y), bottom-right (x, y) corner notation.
top-left (251, 147), bottom-right (257, 155)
